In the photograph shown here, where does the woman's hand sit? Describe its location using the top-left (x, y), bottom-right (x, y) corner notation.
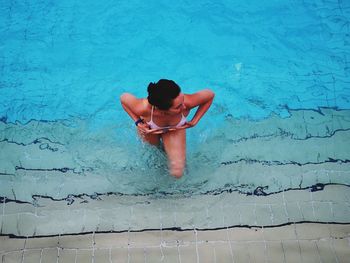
top-left (136, 122), bottom-right (152, 135)
top-left (144, 127), bottom-right (178, 135)
top-left (138, 120), bottom-right (197, 136)
top-left (174, 120), bottom-right (196, 130)
top-left (144, 120), bottom-right (196, 135)
top-left (137, 123), bottom-right (172, 135)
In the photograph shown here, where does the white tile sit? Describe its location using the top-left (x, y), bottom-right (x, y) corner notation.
top-left (231, 242), bottom-right (250, 262)
top-left (0, 236), bottom-right (25, 252)
top-left (2, 251), bottom-right (23, 263)
top-left (110, 248), bottom-right (129, 263)
top-left (26, 236), bottom-right (59, 249)
top-left (23, 249), bottom-right (42, 263)
top-left (248, 241), bottom-right (268, 263)
top-left (41, 248), bottom-right (59, 263)
top-left (266, 241), bottom-right (285, 263)
top-left (18, 213), bottom-right (37, 237)
top-left (58, 248), bottom-right (76, 263)
top-left (75, 249), bottom-right (92, 263)
top-left (1, 214), bottom-right (19, 236)
top-left (94, 232), bottom-right (129, 248)
top-left (299, 240), bottom-right (320, 263)
top-left (332, 238), bottom-right (350, 263)
top-left (332, 203), bottom-right (350, 222)
top-left (329, 224), bottom-right (350, 238)
top-left (178, 244), bottom-right (198, 263)
top-left (285, 202), bottom-right (304, 223)
top-left (255, 204), bottom-right (273, 225)
top-left (282, 240), bottom-right (302, 263)
top-left (93, 248), bottom-right (110, 263)
top-left (59, 234), bottom-right (93, 249)
top-left (270, 204), bottom-right (289, 225)
top-left (316, 239), bottom-right (337, 263)
top-left (295, 223), bottom-right (330, 240)
top-left (229, 227), bottom-right (264, 241)
top-left (262, 225), bottom-right (297, 241)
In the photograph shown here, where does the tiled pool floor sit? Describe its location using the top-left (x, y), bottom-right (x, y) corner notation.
top-left (1, 223), bottom-right (349, 262)
top-left (1, 108), bottom-right (350, 262)
top-left (1, 184), bottom-right (350, 236)
top-left (1, 183), bottom-right (350, 262)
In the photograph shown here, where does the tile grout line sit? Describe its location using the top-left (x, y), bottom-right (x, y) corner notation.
top-left (330, 238), bottom-right (339, 263)
top-left (206, 201), bottom-right (210, 229)
top-left (159, 208), bottom-right (163, 242)
top-left (127, 242), bottom-right (130, 263)
top-left (313, 240), bottom-right (322, 263)
top-left (253, 203), bottom-right (257, 226)
top-left (173, 203), bottom-right (177, 228)
top-left (160, 208), bottom-right (164, 262)
top-left (82, 209), bottom-right (86, 233)
top-left (20, 238), bottom-right (25, 263)
top-left (160, 242), bottom-right (165, 262)
top-left (238, 205), bottom-right (242, 226)
top-left (56, 247), bottom-right (59, 263)
top-left (293, 223), bottom-right (303, 263)
top-left (194, 227), bottom-right (199, 263)
top-left (213, 245), bottom-right (217, 263)
top-left (222, 203), bottom-right (234, 263)
top-left (243, 242), bottom-right (251, 263)
top-left (261, 227), bottom-right (269, 263)
top-left (92, 231), bottom-right (96, 263)
top-left (227, 227), bottom-right (235, 263)
top-left (297, 201), bottom-right (304, 221)
top-left (177, 240), bottom-right (181, 263)
top-left (2, 197), bottom-right (5, 230)
top-left (39, 248), bottom-right (43, 263)
top-left (127, 207), bottom-right (132, 263)
top-left (16, 214), bottom-right (20, 237)
top-left (269, 204), bottom-right (274, 225)
top-left (282, 191), bottom-right (289, 222)
top-left (329, 202), bottom-right (334, 220)
top-left (280, 241), bottom-right (286, 263)
top-left (143, 247), bottom-right (147, 263)
top-left (310, 191), bottom-right (316, 221)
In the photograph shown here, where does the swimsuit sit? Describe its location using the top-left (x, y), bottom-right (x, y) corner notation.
top-left (146, 106), bottom-right (187, 129)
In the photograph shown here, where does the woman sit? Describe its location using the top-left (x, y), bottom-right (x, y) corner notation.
top-left (120, 79), bottom-right (215, 178)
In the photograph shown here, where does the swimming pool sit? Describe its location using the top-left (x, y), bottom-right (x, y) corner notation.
top-left (0, 0), bottom-right (349, 255)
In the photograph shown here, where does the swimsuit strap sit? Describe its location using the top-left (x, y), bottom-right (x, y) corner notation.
top-left (150, 106), bottom-right (154, 121)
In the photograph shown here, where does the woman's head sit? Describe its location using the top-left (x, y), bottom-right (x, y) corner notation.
top-left (147, 79), bottom-right (181, 110)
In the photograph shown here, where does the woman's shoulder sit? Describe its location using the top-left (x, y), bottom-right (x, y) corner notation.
top-left (131, 98), bottom-right (150, 116)
top-left (120, 93), bottom-right (150, 116)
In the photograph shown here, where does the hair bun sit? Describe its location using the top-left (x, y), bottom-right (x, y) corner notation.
top-left (147, 82), bottom-right (156, 93)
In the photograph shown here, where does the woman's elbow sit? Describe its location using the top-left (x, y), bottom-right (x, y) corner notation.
top-left (205, 89), bottom-right (215, 99)
top-left (120, 93), bottom-right (131, 103)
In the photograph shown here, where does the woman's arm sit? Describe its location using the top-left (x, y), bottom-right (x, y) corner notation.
top-left (120, 93), bottom-right (156, 135)
top-left (186, 89), bottom-right (215, 125)
top-left (120, 93), bottom-right (143, 122)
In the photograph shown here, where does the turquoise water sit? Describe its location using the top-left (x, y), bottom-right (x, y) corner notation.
top-left (0, 0), bottom-right (350, 201)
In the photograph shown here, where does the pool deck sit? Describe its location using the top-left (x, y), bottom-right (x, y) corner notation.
top-left (1, 223), bottom-right (349, 262)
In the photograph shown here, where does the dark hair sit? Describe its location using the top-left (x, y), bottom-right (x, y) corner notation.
top-left (147, 79), bottom-right (181, 110)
